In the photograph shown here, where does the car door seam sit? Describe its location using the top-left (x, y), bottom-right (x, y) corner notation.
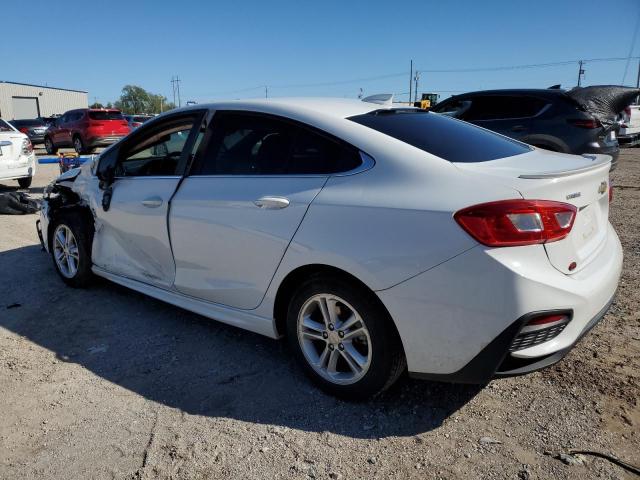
top-left (249, 176), bottom-right (331, 311)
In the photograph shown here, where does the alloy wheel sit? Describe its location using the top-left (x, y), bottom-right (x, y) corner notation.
top-left (53, 225), bottom-right (79, 279)
top-left (297, 293), bottom-right (372, 385)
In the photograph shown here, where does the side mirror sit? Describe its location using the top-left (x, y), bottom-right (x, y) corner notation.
top-left (96, 146), bottom-right (118, 188)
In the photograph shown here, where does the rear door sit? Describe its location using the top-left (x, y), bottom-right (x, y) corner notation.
top-left (91, 111), bottom-right (204, 287)
top-left (169, 111), bottom-right (363, 309)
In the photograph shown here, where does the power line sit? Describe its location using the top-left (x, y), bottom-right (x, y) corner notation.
top-left (195, 56), bottom-right (640, 100)
top-left (418, 56), bottom-right (640, 73)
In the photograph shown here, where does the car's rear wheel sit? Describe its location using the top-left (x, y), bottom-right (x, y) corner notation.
top-left (44, 136), bottom-right (57, 155)
top-left (286, 275), bottom-right (406, 400)
top-left (50, 213), bottom-right (93, 287)
top-left (73, 136), bottom-right (86, 155)
top-left (17, 177), bottom-right (32, 189)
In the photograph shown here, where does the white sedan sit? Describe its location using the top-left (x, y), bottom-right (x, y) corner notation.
top-left (0, 118), bottom-right (37, 188)
top-left (37, 96), bottom-right (622, 399)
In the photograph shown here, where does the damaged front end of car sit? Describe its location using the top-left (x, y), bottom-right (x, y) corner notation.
top-left (37, 161), bottom-right (98, 253)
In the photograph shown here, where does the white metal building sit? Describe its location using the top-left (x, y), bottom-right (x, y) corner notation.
top-left (0, 81), bottom-right (88, 120)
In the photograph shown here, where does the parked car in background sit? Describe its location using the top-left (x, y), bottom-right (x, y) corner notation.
top-left (618, 102), bottom-right (640, 146)
top-left (125, 114), bottom-right (154, 130)
top-left (9, 118), bottom-right (48, 145)
top-left (432, 89), bottom-right (621, 169)
top-left (0, 118), bottom-right (36, 188)
top-left (38, 98), bottom-right (621, 399)
top-left (44, 108), bottom-right (130, 155)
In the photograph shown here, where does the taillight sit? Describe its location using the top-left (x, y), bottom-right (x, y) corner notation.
top-left (624, 106), bottom-right (631, 117)
top-left (21, 138), bottom-right (33, 155)
top-left (454, 200), bottom-right (577, 247)
top-left (609, 180), bottom-right (613, 203)
top-left (567, 118), bottom-right (601, 129)
top-left (19, 127), bottom-right (29, 134)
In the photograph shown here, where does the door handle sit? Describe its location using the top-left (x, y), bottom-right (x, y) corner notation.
top-left (142, 196), bottom-right (163, 208)
top-left (254, 196), bottom-right (290, 209)
top-left (511, 125), bottom-right (527, 132)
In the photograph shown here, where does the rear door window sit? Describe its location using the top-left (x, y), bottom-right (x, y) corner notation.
top-left (349, 110), bottom-right (531, 162)
top-left (461, 96), bottom-right (547, 121)
top-left (196, 112), bottom-right (362, 175)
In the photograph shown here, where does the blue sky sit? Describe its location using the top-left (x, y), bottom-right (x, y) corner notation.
top-left (2, 0), bottom-right (639, 104)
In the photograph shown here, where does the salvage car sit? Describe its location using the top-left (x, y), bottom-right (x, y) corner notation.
top-left (0, 118), bottom-right (37, 188)
top-left (37, 97), bottom-right (622, 399)
top-left (44, 108), bottom-right (130, 155)
top-left (431, 86), bottom-right (638, 170)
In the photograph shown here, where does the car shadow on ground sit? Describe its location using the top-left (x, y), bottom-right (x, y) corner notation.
top-left (0, 244), bottom-right (483, 439)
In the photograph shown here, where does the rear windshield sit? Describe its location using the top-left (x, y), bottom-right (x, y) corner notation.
top-left (11, 119), bottom-right (46, 127)
top-left (89, 110), bottom-right (124, 121)
top-left (132, 116), bottom-right (151, 122)
top-left (0, 119), bottom-right (15, 132)
top-left (349, 110), bottom-right (531, 162)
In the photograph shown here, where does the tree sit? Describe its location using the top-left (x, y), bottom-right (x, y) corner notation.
top-left (90, 102), bottom-right (104, 109)
top-left (114, 85), bottom-right (175, 114)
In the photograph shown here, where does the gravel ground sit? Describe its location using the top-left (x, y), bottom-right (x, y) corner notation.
top-left (0, 151), bottom-right (638, 480)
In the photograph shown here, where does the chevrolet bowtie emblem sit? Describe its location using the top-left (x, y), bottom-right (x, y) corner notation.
top-left (598, 181), bottom-right (607, 195)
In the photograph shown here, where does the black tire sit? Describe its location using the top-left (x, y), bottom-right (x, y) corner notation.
top-left (44, 136), bottom-right (57, 155)
top-left (49, 212), bottom-right (94, 288)
top-left (73, 135), bottom-right (87, 155)
top-left (17, 177), bottom-right (32, 189)
top-left (286, 274), bottom-right (406, 400)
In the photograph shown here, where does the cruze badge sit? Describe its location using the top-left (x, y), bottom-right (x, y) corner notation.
top-left (566, 192), bottom-right (581, 200)
top-left (598, 181), bottom-right (607, 195)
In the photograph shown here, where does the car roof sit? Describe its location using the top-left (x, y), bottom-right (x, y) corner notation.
top-left (451, 89), bottom-right (569, 99)
top-left (171, 97), bottom-right (386, 120)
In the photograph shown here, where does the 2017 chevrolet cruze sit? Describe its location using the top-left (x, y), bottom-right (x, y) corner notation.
top-left (37, 96), bottom-right (622, 399)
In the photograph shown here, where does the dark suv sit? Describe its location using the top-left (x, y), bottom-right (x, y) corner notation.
top-left (44, 108), bottom-right (130, 155)
top-left (432, 89), bottom-right (619, 168)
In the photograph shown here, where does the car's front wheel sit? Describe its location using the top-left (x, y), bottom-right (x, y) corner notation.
top-left (17, 177), bottom-right (32, 189)
top-left (44, 137), bottom-right (57, 155)
top-left (50, 213), bottom-right (94, 287)
top-left (286, 275), bottom-right (406, 400)
top-left (73, 136), bottom-right (86, 155)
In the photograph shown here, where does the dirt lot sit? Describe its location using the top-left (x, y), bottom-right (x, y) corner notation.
top-left (0, 152), bottom-right (638, 480)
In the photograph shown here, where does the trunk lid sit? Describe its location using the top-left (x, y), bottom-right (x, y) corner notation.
top-left (455, 148), bottom-right (611, 274)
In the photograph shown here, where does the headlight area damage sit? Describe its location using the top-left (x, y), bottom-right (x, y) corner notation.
top-left (36, 165), bottom-right (97, 253)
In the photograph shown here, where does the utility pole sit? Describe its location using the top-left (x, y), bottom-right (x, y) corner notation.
top-left (409, 60), bottom-right (413, 106)
top-left (577, 60), bottom-right (585, 87)
top-left (171, 76), bottom-right (182, 107)
top-left (636, 58), bottom-right (640, 88)
top-left (265, 86), bottom-right (268, 98)
top-left (413, 71), bottom-right (420, 103)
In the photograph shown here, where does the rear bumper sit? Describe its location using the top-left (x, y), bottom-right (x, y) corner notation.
top-left (0, 153), bottom-right (37, 181)
top-left (378, 223), bottom-right (623, 383)
top-left (86, 135), bottom-right (126, 148)
top-left (618, 132), bottom-right (640, 147)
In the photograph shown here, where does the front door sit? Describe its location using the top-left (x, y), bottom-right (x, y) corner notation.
top-left (92, 112), bottom-right (203, 288)
top-left (169, 111), bottom-right (363, 309)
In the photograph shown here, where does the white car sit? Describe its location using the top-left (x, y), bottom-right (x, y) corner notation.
top-left (37, 96), bottom-right (622, 399)
top-left (0, 118), bottom-right (37, 188)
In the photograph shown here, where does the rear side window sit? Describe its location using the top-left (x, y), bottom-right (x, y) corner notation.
top-left (349, 110), bottom-right (530, 162)
top-left (458, 96), bottom-right (547, 121)
top-left (0, 119), bottom-right (14, 132)
top-left (89, 110), bottom-right (124, 121)
top-left (197, 112), bottom-right (362, 175)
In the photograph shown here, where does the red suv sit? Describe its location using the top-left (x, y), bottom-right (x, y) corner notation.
top-left (44, 108), bottom-right (131, 154)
